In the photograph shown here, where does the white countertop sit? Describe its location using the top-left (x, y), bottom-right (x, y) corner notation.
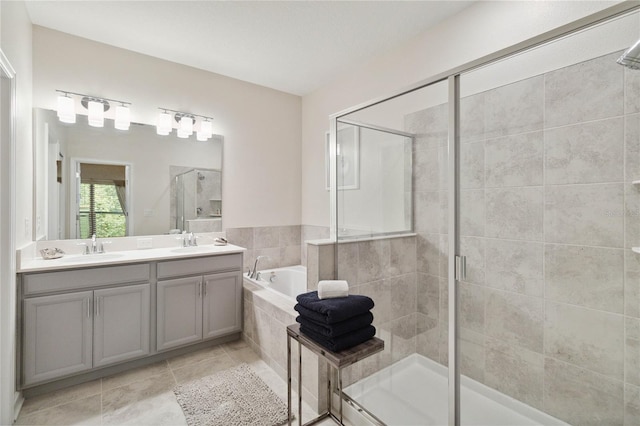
top-left (18, 244), bottom-right (246, 273)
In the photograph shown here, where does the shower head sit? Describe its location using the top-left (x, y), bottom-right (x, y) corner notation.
top-left (618, 39), bottom-right (640, 70)
top-left (197, 172), bottom-right (205, 181)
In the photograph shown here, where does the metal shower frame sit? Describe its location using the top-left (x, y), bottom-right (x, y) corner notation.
top-left (328, 1), bottom-right (640, 425)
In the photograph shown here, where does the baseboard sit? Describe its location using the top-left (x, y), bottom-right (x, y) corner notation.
top-left (13, 391), bottom-right (23, 422)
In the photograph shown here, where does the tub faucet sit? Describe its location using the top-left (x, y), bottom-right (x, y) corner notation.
top-left (248, 255), bottom-right (269, 279)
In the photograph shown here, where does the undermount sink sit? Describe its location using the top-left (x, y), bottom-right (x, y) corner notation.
top-left (59, 253), bottom-right (125, 263)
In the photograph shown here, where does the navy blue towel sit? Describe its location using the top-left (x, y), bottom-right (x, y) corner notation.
top-left (295, 291), bottom-right (374, 324)
top-left (296, 312), bottom-right (373, 338)
top-left (300, 325), bottom-right (376, 352)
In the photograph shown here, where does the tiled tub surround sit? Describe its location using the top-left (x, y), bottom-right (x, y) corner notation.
top-left (226, 226), bottom-right (303, 271)
top-left (242, 277), bottom-right (327, 412)
top-left (401, 51), bottom-right (640, 425)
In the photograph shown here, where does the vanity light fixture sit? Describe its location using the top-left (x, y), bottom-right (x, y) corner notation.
top-left (157, 110), bottom-right (172, 135)
top-left (55, 90), bottom-right (132, 130)
top-left (114, 104), bottom-right (131, 131)
top-left (56, 93), bottom-right (76, 124)
top-left (156, 108), bottom-right (215, 141)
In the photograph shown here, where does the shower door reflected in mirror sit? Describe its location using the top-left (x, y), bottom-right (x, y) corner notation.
top-left (172, 167), bottom-right (222, 233)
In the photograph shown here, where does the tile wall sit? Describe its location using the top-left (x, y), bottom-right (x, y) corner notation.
top-left (403, 51), bottom-right (640, 425)
top-left (334, 235), bottom-right (418, 386)
top-left (226, 226), bottom-right (302, 271)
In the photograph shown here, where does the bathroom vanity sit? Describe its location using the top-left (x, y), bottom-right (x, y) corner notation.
top-left (17, 243), bottom-right (244, 391)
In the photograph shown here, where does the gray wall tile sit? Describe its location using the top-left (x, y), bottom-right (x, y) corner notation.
top-left (544, 358), bottom-right (624, 426)
top-left (626, 249), bottom-right (640, 318)
top-left (485, 337), bottom-right (544, 410)
top-left (625, 183), bottom-right (640, 250)
top-left (461, 142), bottom-right (484, 189)
top-left (626, 317), bottom-right (640, 387)
top-left (545, 52), bottom-right (623, 128)
top-left (485, 132), bottom-right (543, 188)
top-left (460, 236), bottom-right (485, 285)
top-left (625, 114), bottom-right (640, 182)
top-left (545, 301), bottom-right (624, 380)
top-left (485, 187), bottom-right (543, 241)
top-left (625, 65), bottom-right (640, 114)
top-left (545, 117), bottom-right (623, 184)
top-left (417, 273), bottom-right (440, 319)
top-left (459, 283), bottom-right (485, 334)
top-left (460, 190), bottom-right (485, 237)
top-left (406, 103), bottom-right (448, 151)
top-left (545, 184), bottom-right (624, 247)
top-left (279, 225), bottom-right (301, 247)
top-left (414, 191), bottom-right (441, 234)
top-left (485, 239), bottom-right (543, 297)
top-left (485, 289), bottom-right (544, 353)
top-left (254, 227), bottom-right (280, 249)
top-left (626, 384), bottom-right (640, 426)
top-left (416, 313), bottom-right (439, 361)
top-left (460, 92), bottom-right (485, 143)
top-left (390, 237), bottom-right (417, 276)
top-left (414, 147), bottom-right (441, 192)
top-left (225, 227), bottom-right (254, 249)
top-left (545, 244), bottom-right (624, 313)
top-left (417, 233), bottom-right (440, 276)
top-left (357, 239), bottom-right (390, 284)
top-left (485, 75), bottom-right (544, 138)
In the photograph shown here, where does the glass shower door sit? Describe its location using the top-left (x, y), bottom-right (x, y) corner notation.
top-left (333, 80), bottom-right (452, 425)
top-left (457, 9), bottom-right (640, 425)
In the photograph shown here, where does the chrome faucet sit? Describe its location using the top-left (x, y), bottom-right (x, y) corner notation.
top-left (248, 255), bottom-right (269, 279)
top-left (79, 234), bottom-right (104, 254)
top-left (182, 232), bottom-right (198, 247)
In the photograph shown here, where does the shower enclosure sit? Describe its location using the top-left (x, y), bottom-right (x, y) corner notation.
top-left (173, 167), bottom-right (222, 233)
top-left (329, 3), bottom-right (640, 425)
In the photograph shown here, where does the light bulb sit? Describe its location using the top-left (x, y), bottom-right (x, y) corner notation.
top-left (157, 112), bottom-right (172, 135)
top-left (88, 100), bottom-right (104, 128)
top-left (57, 95), bottom-right (76, 124)
top-left (114, 105), bottom-right (130, 131)
top-left (196, 130), bottom-right (208, 141)
top-left (200, 120), bottom-right (213, 138)
top-left (179, 116), bottom-right (193, 135)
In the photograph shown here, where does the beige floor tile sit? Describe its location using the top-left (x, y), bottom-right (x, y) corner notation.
top-left (102, 390), bottom-right (186, 426)
top-left (102, 372), bottom-right (176, 414)
top-left (171, 352), bottom-right (239, 384)
top-left (19, 379), bottom-right (102, 416)
top-left (166, 343), bottom-right (227, 370)
top-left (16, 394), bottom-right (101, 425)
top-left (102, 360), bottom-right (170, 391)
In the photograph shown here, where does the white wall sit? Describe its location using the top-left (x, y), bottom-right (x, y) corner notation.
top-left (301, 0), bottom-right (623, 227)
top-left (33, 26), bottom-right (302, 230)
top-left (0, 1), bottom-right (32, 423)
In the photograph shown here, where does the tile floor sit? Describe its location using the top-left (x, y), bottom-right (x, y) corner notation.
top-left (15, 339), bottom-right (340, 425)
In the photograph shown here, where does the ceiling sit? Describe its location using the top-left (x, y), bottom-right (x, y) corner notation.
top-left (25, 1), bottom-right (473, 96)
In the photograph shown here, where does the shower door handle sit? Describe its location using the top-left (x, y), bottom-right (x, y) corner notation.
top-left (455, 255), bottom-right (466, 281)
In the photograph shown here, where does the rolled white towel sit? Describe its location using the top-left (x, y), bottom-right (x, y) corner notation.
top-left (318, 280), bottom-right (349, 299)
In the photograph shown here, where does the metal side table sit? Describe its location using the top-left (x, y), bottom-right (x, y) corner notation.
top-left (286, 323), bottom-right (384, 426)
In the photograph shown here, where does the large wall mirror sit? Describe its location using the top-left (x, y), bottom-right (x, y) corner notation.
top-left (33, 108), bottom-right (223, 240)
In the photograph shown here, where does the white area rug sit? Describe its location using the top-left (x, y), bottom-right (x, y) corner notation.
top-left (173, 363), bottom-right (290, 426)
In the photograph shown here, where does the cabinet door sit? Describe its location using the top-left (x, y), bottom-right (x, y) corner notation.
top-left (203, 271), bottom-right (242, 339)
top-left (23, 291), bottom-right (93, 385)
top-left (157, 276), bottom-right (203, 351)
top-left (94, 283), bottom-right (151, 367)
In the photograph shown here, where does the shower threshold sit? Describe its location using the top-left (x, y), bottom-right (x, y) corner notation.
top-left (343, 353), bottom-right (567, 426)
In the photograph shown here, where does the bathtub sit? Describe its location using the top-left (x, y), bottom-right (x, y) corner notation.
top-left (242, 264), bottom-right (325, 411)
top-left (244, 264), bottom-right (307, 300)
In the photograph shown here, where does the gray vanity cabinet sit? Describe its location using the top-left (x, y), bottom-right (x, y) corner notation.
top-left (23, 283), bottom-right (151, 385)
top-left (23, 291), bottom-right (93, 385)
top-left (156, 276), bottom-right (204, 351)
top-left (93, 284), bottom-right (151, 367)
top-left (156, 254), bottom-right (243, 351)
top-left (203, 271), bottom-right (242, 339)
top-left (21, 263), bottom-right (151, 386)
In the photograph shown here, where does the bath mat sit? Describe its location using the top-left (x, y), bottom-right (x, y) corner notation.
top-left (173, 363), bottom-right (290, 426)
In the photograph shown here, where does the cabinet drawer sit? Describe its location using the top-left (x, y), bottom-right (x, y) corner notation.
top-left (157, 254), bottom-right (242, 279)
top-left (23, 264), bottom-right (150, 296)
